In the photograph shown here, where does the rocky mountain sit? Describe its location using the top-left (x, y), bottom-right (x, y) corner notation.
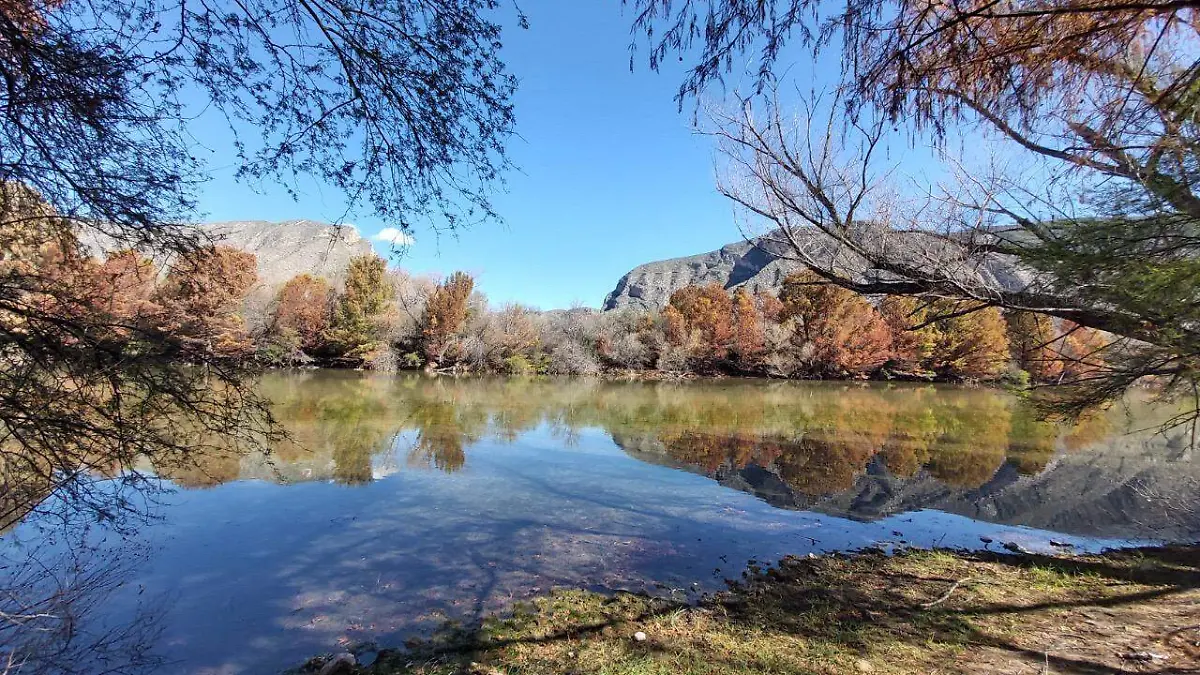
top-left (201, 219), bottom-right (373, 287)
top-left (81, 219), bottom-right (374, 289)
top-left (602, 230), bottom-right (1030, 311)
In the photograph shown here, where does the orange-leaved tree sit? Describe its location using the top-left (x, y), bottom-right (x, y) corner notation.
top-left (730, 287), bottom-right (764, 367)
top-left (157, 245), bottom-right (258, 357)
top-left (272, 273), bottom-right (333, 354)
top-left (664, 283), bottom-right (734, 366)
top-left (882, 298), bottom-right (1010, 380)
top-left (420, 271), bottom-right (474, 366)
top-left (780, 272), bottom-right (892, 375)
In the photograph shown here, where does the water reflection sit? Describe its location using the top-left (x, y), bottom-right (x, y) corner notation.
top-left (8, 372), bottom-right (1197, 675)
top-left (177, 373), bottom-right (1108, 491)
top-left (148, 371), bottom-right (1198, 540)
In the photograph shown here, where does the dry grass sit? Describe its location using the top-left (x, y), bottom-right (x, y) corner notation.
top-left (292, 546), bottom-right (1200, 675)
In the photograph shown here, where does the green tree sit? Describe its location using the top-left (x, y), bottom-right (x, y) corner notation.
top-left (324, 255), bottom-right (394, 365)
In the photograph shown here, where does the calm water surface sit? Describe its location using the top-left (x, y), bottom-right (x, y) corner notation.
top-left (4, 372), bottom-right (1198, 674)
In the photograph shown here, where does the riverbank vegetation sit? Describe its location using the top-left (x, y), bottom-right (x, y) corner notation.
top-left (291, 544), bottom-right (1200, 674)
top-left (191, 245), bottom-right (1106, 385)
top-left (9, 206), bottom-right (1112, 388)
top-left (628, 0), bottom-right (1200, 429)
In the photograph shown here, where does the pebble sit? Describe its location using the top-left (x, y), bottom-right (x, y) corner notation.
top-left (633, 631), bottom-right (648, 642)
top-left (856, 659), bottom-right (875, 672)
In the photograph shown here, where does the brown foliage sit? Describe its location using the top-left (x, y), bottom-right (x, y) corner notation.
top-left (93, 250), bottom-right (159, 328)
top-left (780, 272), bottom-right (893, 375)
top-left (731, 287), bottom-right (764, 365)
top-left (666, 283), bottom-right (735, 363)
top-left (421, 271), bottom-right (474, 364)
top-left (272, 274), bottom-right (332, 351)
top-left (158, 246), bottom-right (258, 356)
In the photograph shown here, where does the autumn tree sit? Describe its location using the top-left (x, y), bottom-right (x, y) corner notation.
top-left (0, 185), bottom-right (276, 541)
top-left (631, 0), bottom-right (1200, 425)
top-left (1007, 311), bottom-right (1066, 383)
top-left (264, 274), bottom-right (333, 363)
top-left (420, 271), bottom-right (475, 367)
top-left (158, 246), bottom-right (258, 357)
top-left (93, 250), bottom-right (160, 331)
top-left (730, 287), bottom-right (764, 366)
top-left (665, 283), bottom-right (734, 366)
top-left (780, 272), bottom-right (892, 375)
top-left (324, 255), bottom-right (394, 365)
top-left (881, 298), bottom-right (1010, 380)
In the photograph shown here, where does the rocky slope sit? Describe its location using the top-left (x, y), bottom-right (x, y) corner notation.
top-left (602, 230), bottom-right (1029, 311)
top-left (201, 219), bottom-right (373, 287)
top-left (81, 219), bottom-right (374, 289)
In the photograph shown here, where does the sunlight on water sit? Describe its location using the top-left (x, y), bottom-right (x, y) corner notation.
top-left (3, 372), bottom-right (1197, 674)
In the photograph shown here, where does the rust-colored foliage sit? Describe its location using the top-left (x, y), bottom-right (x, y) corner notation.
top-left (731, 287), bottom-right (764, 365)
top-left (780, 272), bottom-right (893, 375)
top-left (94, 250), bottom-right (158, 321)
top-left (158, 246), bottom-right (258, 356)
top-left (421, 271), bottom-right (474, 364)
top-left (755, 289), bottom-right (784, 323)
top-left (882, 298), bottom-right (1010, 380)
top-left (666, 283), bottom-right (734, 362)
top-left (1060, 321), bottom-right (1109, 381)
top-left (273, 274), bottom-right (332, 351)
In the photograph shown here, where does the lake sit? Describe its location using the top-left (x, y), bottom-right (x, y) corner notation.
top-left (3, 371), bottom-right (1198, 674)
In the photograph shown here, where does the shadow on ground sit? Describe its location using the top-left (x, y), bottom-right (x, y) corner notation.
top-left (292, 545), bottom-right (1200, 675)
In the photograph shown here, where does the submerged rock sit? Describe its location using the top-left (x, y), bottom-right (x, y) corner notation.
top-left (317, 653), bottom-right (356, 675)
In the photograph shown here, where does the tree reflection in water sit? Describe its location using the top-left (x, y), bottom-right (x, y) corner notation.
top-left (0, 518), bottom-right (165, 675)
top-left (161, 373), bottom-right (1132, 499)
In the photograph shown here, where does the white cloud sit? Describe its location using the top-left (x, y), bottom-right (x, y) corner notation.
top-left (371, 227), bottom-right (415, 247)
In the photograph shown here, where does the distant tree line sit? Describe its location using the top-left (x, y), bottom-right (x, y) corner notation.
top-left (32, 229), bottom-right (1105, 385)
top-left (238, 253), bottom-right (1104, 384)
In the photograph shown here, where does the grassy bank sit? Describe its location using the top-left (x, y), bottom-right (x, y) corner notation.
top-left (292, 546), bottom-right (1200, 674)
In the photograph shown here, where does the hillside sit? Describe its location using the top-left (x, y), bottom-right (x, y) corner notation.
top-left (81, 219), bottom-right (374, 288)
top-left (602, 230), bottom-right (1030, 311)
top-left (201, 220), bottom-right (374, 287)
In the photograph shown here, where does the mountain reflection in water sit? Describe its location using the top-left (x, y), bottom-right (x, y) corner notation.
top-left (163, 371), bottom-right (1195, 540)
top-left (6, 371), bottom-right (1194, 675)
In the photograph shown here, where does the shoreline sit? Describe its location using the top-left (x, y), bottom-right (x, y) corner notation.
top-left (270, 363), bottom-right (1003, 388)
top-left (289, 543), bottom-right (1200, 674)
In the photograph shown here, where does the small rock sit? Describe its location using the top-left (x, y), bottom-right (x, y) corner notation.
top-left (633, 631), bottom-right (648, 642)
top-left (318, 653), bottom-right (356, 675)
top-left (1002, 542), bottom-right (1024, 553)
top-left (1120, 651), bottom-right (1167, 662)
top-left (856, 658), bottom-right (875, 672)
top-left (1049, 540), bottom-right (1074, 548)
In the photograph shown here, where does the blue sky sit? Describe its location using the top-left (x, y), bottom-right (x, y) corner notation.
top-left (189, 1), bottom-right (953, 309)
top-left (187, 1), bottom-right (748, 309)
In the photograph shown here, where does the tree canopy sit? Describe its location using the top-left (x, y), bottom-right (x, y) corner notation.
top-left (630, 0), bottom-right (1200, 426)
